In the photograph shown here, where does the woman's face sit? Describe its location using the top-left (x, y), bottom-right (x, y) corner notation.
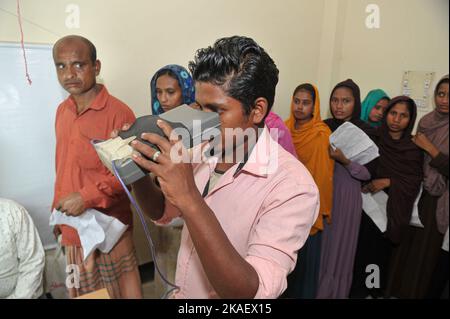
top-left (292, 90), bottom-right (314, 122)
top-left (368, 98), bottom-right (389, 123)
top-left (435, 82), bottom-right (449, 114)
top-left (156, 74), bottom-right (183, 112)
top-left (386, 102), bottom-right (411, 134)
top-left (330, 87), bottom-right (355, 121)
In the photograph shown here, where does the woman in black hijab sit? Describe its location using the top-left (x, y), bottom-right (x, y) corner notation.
top-left (387, 76), bottom-right (449, 299)
top-left (317, 79), bottom-right (376, 298)
top-left (324, 79), bottom-right (378, 137)
top-left (351, 96), bottom-right (423, 298)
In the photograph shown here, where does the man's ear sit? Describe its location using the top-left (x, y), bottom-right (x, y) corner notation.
top-left (95, 60), bottom-right (101, 76)
top-left (251, 97), bottom-right (269, 125)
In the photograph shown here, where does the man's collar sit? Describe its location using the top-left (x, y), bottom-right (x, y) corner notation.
top-left (234, 126), bottom-right (276, 177)
top-left (195, 126), bottom-right (278, 178)
top-left (67, 84), bottom-right (108, 113)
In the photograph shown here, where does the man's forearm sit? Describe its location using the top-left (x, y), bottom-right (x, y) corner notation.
top-left (131, 175), bottom-right (165, 221)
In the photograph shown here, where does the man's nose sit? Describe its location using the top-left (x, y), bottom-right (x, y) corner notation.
top-left (63, 66), bottom-right (76, 80)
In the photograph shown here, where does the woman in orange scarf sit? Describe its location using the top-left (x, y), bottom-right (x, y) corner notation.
top-left (283, 83), bottom-right (334, 298)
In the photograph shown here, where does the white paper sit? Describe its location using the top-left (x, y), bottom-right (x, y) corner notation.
top-left (362, 191), bottom-right (388, 232)
top-left (49, 209), bottom-right (128, 261)
top-left (362, 186), bottom-right (425, 233)
top-left (443, 228), bottom-right (449, 252)
top-left (93, 136), bottom-right (136, 174)
top-left (329, 122), bottom-right (379, 165)
top-left (409, 185), bottom-right (424, 228)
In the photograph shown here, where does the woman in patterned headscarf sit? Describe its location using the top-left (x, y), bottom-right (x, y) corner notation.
top-left (148, 66), bottom-right (195, 297)
top-left (150, 65), bottom-right (196, 115)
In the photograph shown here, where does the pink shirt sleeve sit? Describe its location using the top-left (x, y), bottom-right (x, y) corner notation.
top-left (245, 178), bottom-right (319, 299)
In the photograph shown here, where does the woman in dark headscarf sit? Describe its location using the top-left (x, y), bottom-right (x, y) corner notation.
top-left (317, 79), bottom-right (375, 299)
top-left (150, 64), bottom-right (195, 115)
top-left (376, 97), bottom-right (424, 242)
top-left (386, 75), bottom-right (449, 299)
top-left (351, 96), bottom-right (423, 298)
top-left (322, 79), bottom-right (378, 136)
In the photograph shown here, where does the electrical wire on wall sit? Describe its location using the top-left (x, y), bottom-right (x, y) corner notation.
top-left (16, 0), bottom-right (32, 85)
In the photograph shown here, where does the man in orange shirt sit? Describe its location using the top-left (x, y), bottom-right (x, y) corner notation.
top-left (51, 35), bottom-right (142, 298)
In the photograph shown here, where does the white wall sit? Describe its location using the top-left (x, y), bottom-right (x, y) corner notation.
top-left (1, 0), bottom-right (447, 119)
top-left (329, 0), bottom-right (449, 119)
top-left (0, 0), bottom-right (325, 119)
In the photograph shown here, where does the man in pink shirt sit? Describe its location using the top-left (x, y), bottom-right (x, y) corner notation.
top-left (128, 36), bottom-right (319, 298)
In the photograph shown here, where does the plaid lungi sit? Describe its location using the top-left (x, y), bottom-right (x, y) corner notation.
top-left (65, 230), bottom-right (142, 299)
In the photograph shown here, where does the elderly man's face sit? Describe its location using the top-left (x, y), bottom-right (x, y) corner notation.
top-left (53, 40), bottom-right (99, 96)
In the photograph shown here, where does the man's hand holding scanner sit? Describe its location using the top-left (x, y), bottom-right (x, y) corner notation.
top-left (119, 120), bottom-right (201, 213)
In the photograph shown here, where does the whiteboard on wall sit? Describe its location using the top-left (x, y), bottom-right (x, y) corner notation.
top-left (401, 71), bottom-right (435, 113)
top-left (401, 70), bottom-right (436, 134)
top-left (0, 42), bottom-right (67, 249)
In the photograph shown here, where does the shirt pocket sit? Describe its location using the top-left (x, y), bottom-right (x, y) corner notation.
top-left (73, 122), bottom-right (107, 170)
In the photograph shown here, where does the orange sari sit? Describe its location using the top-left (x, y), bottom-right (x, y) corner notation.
top-left (285, 85), bottom-right (334, 235)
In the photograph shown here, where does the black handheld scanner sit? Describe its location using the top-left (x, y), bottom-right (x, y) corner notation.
top-left (118, 115), bottom-right (187, 152)
top-left (114, 104), bottom-right (221, 185)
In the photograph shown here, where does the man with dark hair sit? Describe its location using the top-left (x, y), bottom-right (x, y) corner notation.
top-left (52, 35), bottom-right (142, 298)
top-left (128, 36), bottom-right (319, 298)
top-left (189, 36), bottom-right (278, 119)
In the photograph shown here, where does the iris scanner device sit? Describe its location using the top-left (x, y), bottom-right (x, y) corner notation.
top-left (96, 104), bottom-right (221, 185)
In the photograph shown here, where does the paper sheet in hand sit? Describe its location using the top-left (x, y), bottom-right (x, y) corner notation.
top-left (409, 185), bottom-right (424, 228)
top-left (362, 186), bottom-right (424, 233)
top-left (49, 209), bottom-right (128, 261)
top-left (329, 122), bottom-right (379, 165)
top-left (443, 228), bottom-right (449, 252)
top-left (362, 191), bottom-right (388, 232)
top-left (93, 136), bottom-right (136, 174)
